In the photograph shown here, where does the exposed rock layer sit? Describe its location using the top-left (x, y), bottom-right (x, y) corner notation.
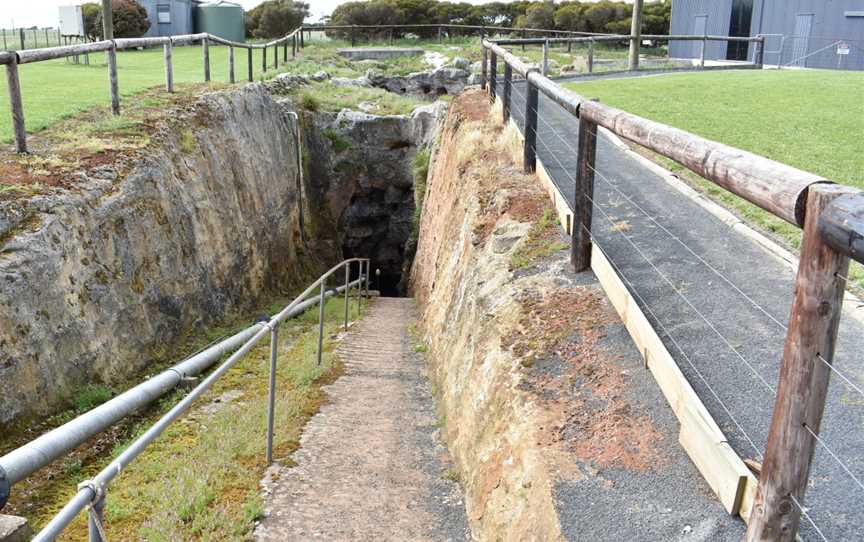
top-left (0, 86), bottom-right (321, 425)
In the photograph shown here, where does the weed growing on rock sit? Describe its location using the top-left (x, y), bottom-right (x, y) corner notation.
top-left (510, 209), bottom-right (568, 270)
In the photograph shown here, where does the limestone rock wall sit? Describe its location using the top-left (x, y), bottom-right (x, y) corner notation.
top-left (0, 85), bottom-right (325, 426)
top-left (409, 89), bottom-right (564, 540)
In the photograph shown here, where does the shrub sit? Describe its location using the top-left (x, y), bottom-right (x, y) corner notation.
top-left (246, 0), bottom-right (309, 39)
top-left (93, 0), bottom-right (152, 39)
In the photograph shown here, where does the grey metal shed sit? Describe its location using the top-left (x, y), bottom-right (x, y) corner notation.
top-left (670, 0), bottom-right (864, 70)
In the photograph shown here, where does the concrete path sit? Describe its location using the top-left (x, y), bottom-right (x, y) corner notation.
top-left (255, 297), bottom-right (469, 541)
top-left (498, 74), bottom-right (864, 540)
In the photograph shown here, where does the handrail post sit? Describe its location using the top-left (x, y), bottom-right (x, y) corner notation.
top-left (274, 41), bottom-right (279, 70)
top-left (300, 28), bottom-right (304, 48)
top-left (228, 45), bottom-right (235, 83)
top-left (107, 42), bottom-right (120, 115)
top-left (262, 45), bottom-right (267, 72)
top-left (489, 51), bottom-right (497, 101)
top-left (344, 264), bottom-right (350, 331)
top-left (700, 35), bottom-right (706, 69)
top-left (745, 184), bottom-right (854, 542)
top-left (587, 39), bottom-right (595, 73)
top-left (164, 39), bottom-right (174, 92)
top-left (501, 62), bottom-right (512, 124)
top-left (755, 35), bottom-right (764, 68)
top-left (87, 492), bottom-right (106, 542)
top-left (283, 38), bottom-right (288, 62)
top-left (292, 34), bottom-right (297, 58)
top-left (572, 106), bottom-right (598, 271)
top-left (265, 322), bottom-right (278, 465)
top-left (481, 46), bottom-right (488, 90)
top-left (247, 47), bottom-right (253, 82)
top-left (5, 57), bottom-right (27, 153)
top-left (316, 280), bottom-right (326, 366)
top-left (202, 37), bottom-right (210, 82)
top-left (541, 40), bottom-right (549, 76)
top-left (523, 73), bottom-right (538, 174)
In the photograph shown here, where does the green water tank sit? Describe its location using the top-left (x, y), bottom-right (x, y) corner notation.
top-left (194, 1), bottom-right (245, 43)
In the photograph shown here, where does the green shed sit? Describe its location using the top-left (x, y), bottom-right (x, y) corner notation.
top-left (194, 1), bottom-right (245, 43)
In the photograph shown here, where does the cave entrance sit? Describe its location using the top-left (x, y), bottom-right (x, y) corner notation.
top-left (340, 186), bottom-right (415, 298)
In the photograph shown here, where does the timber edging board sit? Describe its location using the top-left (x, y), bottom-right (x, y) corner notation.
top-left (497, 102), bottom-right (757, 520)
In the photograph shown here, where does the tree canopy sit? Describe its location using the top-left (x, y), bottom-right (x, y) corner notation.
top-left (326, 0), bottom-right (670, 36)
top-left (246, 0), bottom-right (310, 39)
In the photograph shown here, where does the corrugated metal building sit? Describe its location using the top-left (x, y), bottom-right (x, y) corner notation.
top-left (670, 0), bottom-right (864, 70)
top-left (138, 0), bottom-right (194, 37)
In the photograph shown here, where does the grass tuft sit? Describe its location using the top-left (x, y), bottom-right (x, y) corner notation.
top-left (510, 209), bottom-right (568, 270)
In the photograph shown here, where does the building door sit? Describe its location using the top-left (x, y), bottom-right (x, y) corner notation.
top-left (693, 15), bottom-right (708, 58)
top-left (791, 14), bottom-right (814, 66)
top-left (726, 0), bottom-right (753, 61)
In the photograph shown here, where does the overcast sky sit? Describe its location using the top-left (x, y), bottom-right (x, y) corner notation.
top-left (6, 0), bottom-right (558, 29)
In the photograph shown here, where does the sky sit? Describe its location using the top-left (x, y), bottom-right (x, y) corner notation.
top-left (4, 0), bottom-right (535, 29)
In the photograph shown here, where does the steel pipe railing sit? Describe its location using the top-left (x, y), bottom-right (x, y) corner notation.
top-left (4, 258), bottom-right (369, 537)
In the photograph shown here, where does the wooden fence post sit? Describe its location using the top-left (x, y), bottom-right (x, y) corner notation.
top-left (521, 29), bottom-right (526, 51)
top-left (202, 37), bottom-right (211, 82)
top-left (300, 29), bottom-right (304, 48)
top-left (107, 42), bottom-right (120, 115)
top-left (247, 47), bottom-right (253, 81)
top-left (489, 51), bottom-right (497, 102)
top-left (164, 39), bottom-right (174, 92)
top-left (568, 37), bottom-right (572, 53)
top-left (501, 63), bottom-right (512, 124)
top-left (228, 45), bottom-right (235, 83)
top-left (755, 35), bottom-right (764, 68)
top-left (480, 46), bottom-right (488, 90)
top-left (588, 40), bottom-right (595, 73)
top-left (745, 183), bottom-right (855, 542)
top-left (5, 58), bottom-right (27, 153)
top-left (700, 36), bottom-right (706, 68)
top-left (438, 26), bottom-right (443, 44)
top-left (351, 26), bottom-right (356, 47)
top-left (572, 108), bottom-right (598, 271)
top-left (19, 28), bottom-right (25, 50)
top-left (292, 35), bottom-right (297, 58)
top-left (274, 41), bottom-right (279, 70)
top-left (283, 38), bottom-right (287, 62)
top-left (262, 44), bottom-right (267, 72)
top-left (523, 74), bottom-right (539, 174)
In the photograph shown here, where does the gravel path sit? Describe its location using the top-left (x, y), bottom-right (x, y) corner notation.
top-left (497, 74), bottom-right (864, 540)
top-left (255, 297), bottom-right (470, 542)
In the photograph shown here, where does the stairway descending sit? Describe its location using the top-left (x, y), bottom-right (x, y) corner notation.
top-left (255, 297), bottom-right (469, 541)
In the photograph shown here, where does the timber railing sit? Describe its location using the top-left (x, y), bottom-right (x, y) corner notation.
top-left (0, 27), bottom-right (306, 154)
top-left (0, 258), bottom-right (370, 541)
top-left (482, 38), bottom-right (864, 541)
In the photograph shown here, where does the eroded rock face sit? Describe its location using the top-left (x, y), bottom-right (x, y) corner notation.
top-left (365, 67), bottom-right (471, 99)
top-left (302, 102), bottom-right (447, 295)
top-left (0, 85), bottom-right (327, 426)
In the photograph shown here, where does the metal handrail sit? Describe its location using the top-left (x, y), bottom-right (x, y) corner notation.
top-left (16, 257), bottom-right (369, 542)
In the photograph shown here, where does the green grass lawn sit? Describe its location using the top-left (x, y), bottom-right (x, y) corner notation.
top-left (565, 69), bottom-right (864, 290)
top-left (0, 38), bottom-right (484, 143)
top-left (0, 43), bottom-right (277, 143)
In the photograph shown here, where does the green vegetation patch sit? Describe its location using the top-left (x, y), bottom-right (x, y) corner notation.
top-left (566, 69), bottom-right (864, 291)
top-left (295, 81), bottom-right (423, 116)
top-left (26, 296), bottom-right (363, 540)
top-left (511, 209), bottom-right (568, 270)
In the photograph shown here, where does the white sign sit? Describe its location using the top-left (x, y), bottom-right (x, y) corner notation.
top-left (837, 42), bottom-right (851, 55)
top-left (58, 5), bottom-right (84, 37)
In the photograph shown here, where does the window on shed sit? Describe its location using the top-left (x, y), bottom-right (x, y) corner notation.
top-left (157, 4), bottom-right (171, 24)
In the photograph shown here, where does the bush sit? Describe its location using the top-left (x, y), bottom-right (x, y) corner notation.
top-left (92, 0), bottom-right (151, 39)
top-left (81, 2), bottom-right (102, 41)
top-left (246, 0), bottom-right (309, 39)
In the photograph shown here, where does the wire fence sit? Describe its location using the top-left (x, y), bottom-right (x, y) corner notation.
top-left (495, 45), bottom-right (864, 539)
top-left (0, 27), bottom-right (73, 51)
top-left (762, 34), bottom-right (864, 70)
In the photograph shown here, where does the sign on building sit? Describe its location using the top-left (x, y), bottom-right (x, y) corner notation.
top-left (58, 5), bottom-right (85, 37)
top-left (836, 42), bottom-right (851, 55)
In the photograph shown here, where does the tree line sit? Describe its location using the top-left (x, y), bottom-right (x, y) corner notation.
top-left (326, 1), bottom-right (671, 36)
